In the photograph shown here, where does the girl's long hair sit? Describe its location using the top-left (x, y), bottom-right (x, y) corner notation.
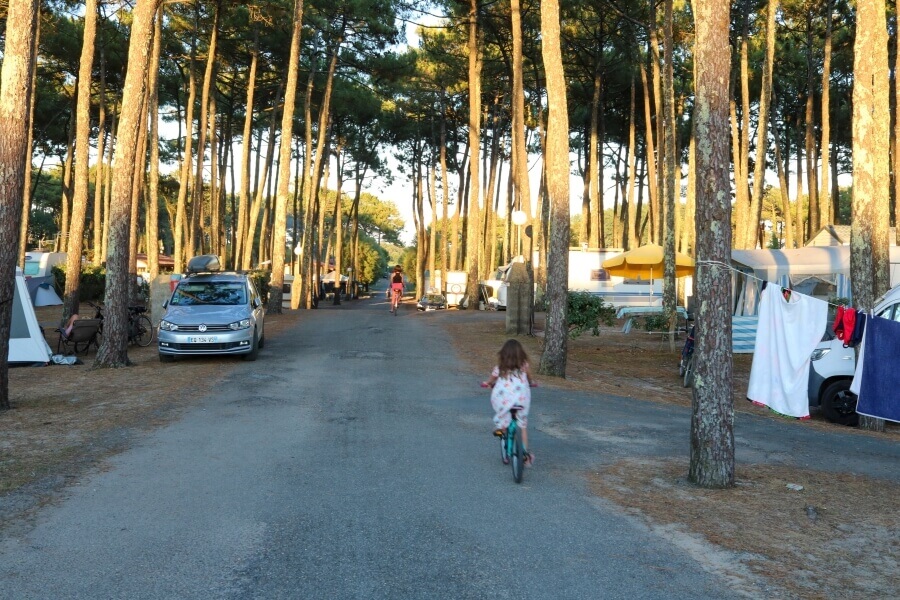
top-left (497, 339), bottom-right (528, 378)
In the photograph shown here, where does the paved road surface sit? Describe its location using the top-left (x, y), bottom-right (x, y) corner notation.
top-left (1, 294), bottom-right (897, 599)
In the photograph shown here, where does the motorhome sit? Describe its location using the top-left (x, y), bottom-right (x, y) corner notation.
top-left (481, 249), bottom-right (689, 310)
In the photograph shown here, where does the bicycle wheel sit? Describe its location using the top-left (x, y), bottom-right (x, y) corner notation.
top-left (133, 315), bottom-right (154, 347)
top-left (683, 353), bottom-right (695, 388)
top-left (510, 428), bottom-right (524, 483)
top-left (500, 432), bottom-right (509, 465)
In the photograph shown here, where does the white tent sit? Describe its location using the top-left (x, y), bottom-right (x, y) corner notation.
top-left (33, 281), bottom-right (62, 306)
top-left (731, 246), bottom-right (900, 315)
top-left (10, 267), bottom-right (52, 364)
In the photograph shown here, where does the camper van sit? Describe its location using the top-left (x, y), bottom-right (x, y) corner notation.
top-left (481, 249), bottom-right (688, 310)
top-left (23, 252), bottom-right (66, 278)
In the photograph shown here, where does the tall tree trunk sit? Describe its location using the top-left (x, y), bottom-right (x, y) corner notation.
top-left (510, 0), bottom-right (531, 226)
top-left (689, 0), bottom-right (734, 489)
top-left (0, 0), bottom-right (40, 410)
top-left (795, 123), bottom-right (805, 245)
top-left (63, 0), bottom-right (100, 320)
top-left (190, 0), bottom-right (221, 257)
top-left (243, 83), bottom-right (283, 270)
top-left (732, 3), bottom-right (751, 249)
top-left (101, 106), bottom-right (116, 264)
top-left (661, 0), bottom-right (677, 346)
top-left (588, 66), bottom-right (602, 248)
top-left (680, 135), bottom-right (696, 254)
top-left (648, 0), bottom-right (664, 245)
top-left (235, 31), bottom-right (259, 270)
top-left (465, 0), bottom-right (483, 309)
top-left (174, 16), bottom-right (197, 272)
top-left (805, 15), bottom-right (819, 239)
top-left (820, 0), bottom-right (833, 226)
top-left (639, 63), bottom-right (658, 243)
top-left (58, 107), bottom-right (75, 252)
top-left (439, 88), bottom-right (450, 289)
top-left (18, 9), bottom-right (40, 269)
top-left (91, 45), bottom-right (107, 266)
top-left (267, 0), bottom-right (305, 313)
top-left (146, 8), bottom-right (162, 279)
top-left (95, 0), bottom-right (162, 368)
top-left (851, 0), bottom-right (890, 432)
top-left (428, 162), bottom-right (437, 287)
top-left (626, 80), bottom-right (638, 249)
top-left (537, 0), bottom-right (569, 377)
top-left (747, 0), bottom-right (777, 251)
top-left (771, 108), bottom-right (795, 249)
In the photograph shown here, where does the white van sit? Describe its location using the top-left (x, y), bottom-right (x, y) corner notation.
top-left (808, 284), bottom-right (900, 425)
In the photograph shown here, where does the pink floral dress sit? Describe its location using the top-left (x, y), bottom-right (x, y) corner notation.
top-left (490, 363), bottom-right (531, 429)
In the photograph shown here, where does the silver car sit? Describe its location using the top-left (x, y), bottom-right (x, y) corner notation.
top-left (158, 272), bottom-right (265, 362)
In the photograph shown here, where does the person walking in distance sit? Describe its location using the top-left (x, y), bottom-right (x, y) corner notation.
top-left (483, 338), bottom-right (536, 466)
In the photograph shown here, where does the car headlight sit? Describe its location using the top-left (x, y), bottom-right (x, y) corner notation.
top-left (229, 318), bottom-right (252, 330)
top-left (810, 348), bottom-right (830, 361)
top-left (159, 320), bottom-right (178, 331)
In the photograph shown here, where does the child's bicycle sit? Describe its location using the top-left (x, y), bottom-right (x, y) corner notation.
top-left (482, 381), bottom-right (534, 484)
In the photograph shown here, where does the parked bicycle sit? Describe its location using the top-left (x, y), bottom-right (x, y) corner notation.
top-left (679, 323), bottom-right (695, 388)
top-left (86, 301), bottom-right (154, 347)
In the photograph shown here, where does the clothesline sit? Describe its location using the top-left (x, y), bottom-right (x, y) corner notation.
top-left (694, 259), bottom-right (858, 312)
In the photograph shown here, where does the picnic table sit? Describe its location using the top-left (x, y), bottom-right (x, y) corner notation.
top-left (617, 305), bottom-right (688, 333)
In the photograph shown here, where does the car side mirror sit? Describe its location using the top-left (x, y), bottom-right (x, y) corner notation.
top-left (252, 298), bottom-right (261, 308)
top-left (162, 299), bottom-right (168, 309)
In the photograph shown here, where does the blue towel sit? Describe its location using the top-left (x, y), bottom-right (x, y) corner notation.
top-left (848, 311), bottom-right (866, 347)
top-left (857, 316), bottom-right (900, 423)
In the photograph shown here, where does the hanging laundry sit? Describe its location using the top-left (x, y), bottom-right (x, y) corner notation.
top-left (848, 311), bottom-right (866, 348)
top-left (850, 326), bottom-right (866, 396)
top-left (840, 307), bottom-right (856, 345)
top-left (747, 284), bottom-right (829, 419)
top-left (832, 306), bottom-right (846, 339)
top-left (855, 316), bottom-right (900, 423)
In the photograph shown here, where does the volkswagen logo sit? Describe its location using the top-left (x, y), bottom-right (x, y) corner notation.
top-left (198, 324), bottom-right (207, 332)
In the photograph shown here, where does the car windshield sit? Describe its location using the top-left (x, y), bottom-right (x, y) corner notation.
top-left (171, 282), bottom-right (247, 306)
top-left (424, 295), bottom-right (444, 303)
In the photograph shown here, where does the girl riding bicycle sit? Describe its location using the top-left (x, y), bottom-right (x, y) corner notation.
top-left (483, 339), bottom-right (535, 466)
top-left (388, 265), bottom-right (404, 313)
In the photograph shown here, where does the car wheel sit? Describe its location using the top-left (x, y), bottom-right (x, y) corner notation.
top-left (258, 332), bottom-right (265, 349)
top-left (159, 353), bottom-right (175, 363)
top-left (243, 330), bottom-right (259, 361)
top-left (820, 380), bottom-right (858, 426)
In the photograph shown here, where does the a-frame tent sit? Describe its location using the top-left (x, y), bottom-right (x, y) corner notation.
top-left (10, 267), bottom-right (52, 364)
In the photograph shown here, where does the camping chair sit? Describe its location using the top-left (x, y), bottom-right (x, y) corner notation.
top-left (56, 318), bottom-right (102, 355)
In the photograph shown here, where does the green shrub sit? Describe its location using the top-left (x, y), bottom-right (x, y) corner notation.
top-left (567, 291), bottom-right (616, 337)
top-left (643, 314), bottom-right (671, 332)
top-left (248, 270), bottom-right (270, 306)
top-left (51, 264), bottom-right (107, 301)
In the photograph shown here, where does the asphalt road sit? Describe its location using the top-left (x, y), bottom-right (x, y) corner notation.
top-left (1, 294), bottom-right (897, 599)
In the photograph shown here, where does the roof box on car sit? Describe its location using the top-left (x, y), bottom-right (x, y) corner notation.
top-left (186, 254), bottom-right (221, 273)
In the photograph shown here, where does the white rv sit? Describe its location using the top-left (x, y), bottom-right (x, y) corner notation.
top-left (481, 249), bottom-right (691, 310)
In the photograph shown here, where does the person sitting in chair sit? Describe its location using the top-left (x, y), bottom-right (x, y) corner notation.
top-left (61, 313), bottom-right (80, 337)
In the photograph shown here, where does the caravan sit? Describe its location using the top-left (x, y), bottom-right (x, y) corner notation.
top-left (10, 267), bottom-right (52, 365)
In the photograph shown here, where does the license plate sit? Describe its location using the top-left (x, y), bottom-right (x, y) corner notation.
top-left (187, 336), bottom-right (218, 343)
top-left (426, 306), bottom-right (435, 311)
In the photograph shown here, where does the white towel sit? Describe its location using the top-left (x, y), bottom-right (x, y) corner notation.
top-left (747, 286), bottom-right (828, 418)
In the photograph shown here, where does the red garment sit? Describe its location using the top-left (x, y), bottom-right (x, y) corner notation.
top-left (841, 307), bottom-right (856, 346)
top-left (833, 306), bottom-right (845, 339)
